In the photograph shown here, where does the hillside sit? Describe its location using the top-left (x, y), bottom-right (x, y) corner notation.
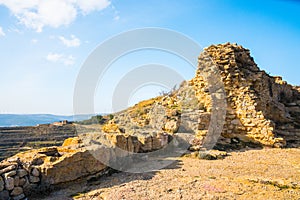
top-left (0, 43), bottom-right (299, 200)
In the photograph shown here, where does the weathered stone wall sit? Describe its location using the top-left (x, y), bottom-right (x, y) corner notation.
top-left (0, 159), bottom-right (40, 200)
top-left (191, 43), bottom-right (300, 147)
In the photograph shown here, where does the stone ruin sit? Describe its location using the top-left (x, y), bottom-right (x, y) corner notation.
top-left (192, 43), bottom-right (300, 148)
top-left (1, 43), bottom-right (300, 199)
top-left (111, 42), bottom-right (300, 149)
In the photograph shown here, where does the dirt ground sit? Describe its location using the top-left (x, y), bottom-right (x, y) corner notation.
top-left (33, 148), bottom-right (300, 200)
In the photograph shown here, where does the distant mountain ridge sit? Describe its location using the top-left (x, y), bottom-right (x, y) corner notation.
top-left (0, 114), bottom-right (93, 127)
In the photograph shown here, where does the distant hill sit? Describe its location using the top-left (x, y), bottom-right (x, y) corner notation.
top-left (0, 114), bottom-right (93, 127)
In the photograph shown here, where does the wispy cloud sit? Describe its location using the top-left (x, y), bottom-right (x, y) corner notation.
top-left (46, 53), bottom-right (75, 66)
top-left (59, 35), bottom-right (81, 47)
top-left (0, 26), bottom-right (5, 37)
top-left (8, 27), bottom-right (23, 34)
top-left (0, 0), bottom-right (111, 32)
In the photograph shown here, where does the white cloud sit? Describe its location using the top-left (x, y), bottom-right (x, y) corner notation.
top-left (77, 0), bottom-right (111, 14)
top-left (47, 53), bottom-right (63, 62)
top-left (0, 26), bottom-right (5, 37)
top-left (0, 0), bottom-right (111, 32)
top-left (46, 53), bottom-right (75, 66)
top-left (59, 35), bottom-right (81, 47)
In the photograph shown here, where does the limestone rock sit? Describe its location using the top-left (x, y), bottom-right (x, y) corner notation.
top-left (22, 147), bottom-right (106, 185)
top-left (62, 137), bottom-right (82, 147)
top-left (102, 121), bottom-right (121, 133)
top-left (164, 120), bottom-right (179, 133)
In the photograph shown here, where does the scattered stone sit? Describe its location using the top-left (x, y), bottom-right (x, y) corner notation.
top-left (198, 150), bottom-right (228, 160)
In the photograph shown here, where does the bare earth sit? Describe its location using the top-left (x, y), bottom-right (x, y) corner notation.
top-left (34, 148), bottom-right (300, 200)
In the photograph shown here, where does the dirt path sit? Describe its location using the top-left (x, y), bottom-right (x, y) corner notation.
top-left (34, 148), bottom-right (300, 200)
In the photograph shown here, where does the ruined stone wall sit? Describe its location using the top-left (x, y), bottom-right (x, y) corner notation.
top-left (0, 159), bottom-right (40, 200)
top-left (191, 43), bottom-right (300, 147)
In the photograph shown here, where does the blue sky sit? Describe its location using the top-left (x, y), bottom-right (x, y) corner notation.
top-left (0, 0), bottom-right (299, 114)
